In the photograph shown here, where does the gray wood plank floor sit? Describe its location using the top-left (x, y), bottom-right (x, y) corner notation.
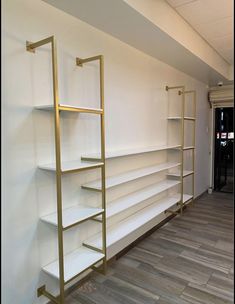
top-left (67, 192), bottom-right (234, 304)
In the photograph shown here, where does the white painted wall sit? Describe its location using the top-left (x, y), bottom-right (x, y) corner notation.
top-left (2, 0), bottom-right (210, 303)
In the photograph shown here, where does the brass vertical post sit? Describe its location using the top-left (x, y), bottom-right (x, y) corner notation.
top-left (165, 85), bottom-right (185, 214)
top-left (184, 90), bottom-right (196, 206)
top-left (192, 91), bottom-right (196, 204)
top-left (28, 37), bottom-right (107, 303)
top-left (76, 54), bottom-right (107, 273)
top-left (51, 37), bottom-right (65, 304)
top-left (180, 88), bottom-right (185, 214)
top-left (99, 55), bottom-right (107, 273)
top-left (27, 36), bottom-right (65, 304)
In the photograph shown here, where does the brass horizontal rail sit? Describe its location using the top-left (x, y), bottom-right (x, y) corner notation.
top-left (81, 186), bottom-right (102, 192)
top-left (61, 163), bottom-right (104, 174)
top-left (26, 36), bottom-right (54, 52)
top-left (165, 85), bottom-right (185, 91)
top-left (82, 243), bottom-right (103, 253)
top-left (63, 211), bottom-right (104, 231)
top-left (91, 218), bottom-right (103, 223)
top-left (59, 105), bottom-right (103, 114)
top-left (183, 172), bottom-right (194, 178)
top-left (76, 55), bottom-right (102, 66)
top-left (183, 147), bottom-right (195, 151)
top-left (81, 156), bottom-right (103, 162)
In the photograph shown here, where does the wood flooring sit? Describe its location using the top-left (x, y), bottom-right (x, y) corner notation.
top-left (67, 191), bottom-right (234, 304)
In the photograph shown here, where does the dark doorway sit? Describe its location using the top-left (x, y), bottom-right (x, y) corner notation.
top-left (214, 107), bottom-right (234, 193)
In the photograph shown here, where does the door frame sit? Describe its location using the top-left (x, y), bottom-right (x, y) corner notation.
top-left (209, 103), bottom-right (234, 191)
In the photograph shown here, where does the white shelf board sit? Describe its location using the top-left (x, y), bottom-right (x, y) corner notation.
top-left (182, 194), bottom-right (193, 203)
top-left (183, 146), bottom-right (195, 150)
top-left (102, 180), bottom-right (180, 219)
top-left (82, 162), bottom-right (181, 191)
top-left (35, 104), bottom-right (103, 114)
top-left (172, 193), bottom-right (193, 204)
top-left (81, 144), bottom-right (182, 160)
top-left (42, 246), bottom-right (104, 283)
top-left (39, 160), bottom-right (103, 173)
top-left (167, 170), bottom-right (194, 178)
top-left (83, 195), bottom-right (181, 249)
top-left (184, 117), bottom-right (195, 121)
top-left (167, 116), bottom-right (195, 120)
top-left (41, 206), bottom-right (104, 229)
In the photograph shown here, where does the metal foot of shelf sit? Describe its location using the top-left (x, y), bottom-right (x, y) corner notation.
top-left (164, 209), bottom-right (179, 215)
top-left (92, 258), bottom-right (107, 275)
top-left (37, 285), bottom-right (59, 304)
top-left (183, 199), bottom-right (194, 208)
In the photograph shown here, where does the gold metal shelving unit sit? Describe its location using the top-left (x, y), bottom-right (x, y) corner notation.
top-left (183, 90), bottom-right (196, 208)
top-left (27, 36), bottom-right (106, 304)
top-left (165, 86), bottom-right (196, 214)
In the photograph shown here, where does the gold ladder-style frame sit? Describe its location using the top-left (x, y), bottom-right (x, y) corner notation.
top-left (183, 90), bottom-right (196, 209)
top-left (165, 86), bottom-right (196, 214)
top-left (27, 36), bottom-right (107, 304)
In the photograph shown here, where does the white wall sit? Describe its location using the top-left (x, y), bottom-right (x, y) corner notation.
top-left (2, 0), bottom-right (210, 303)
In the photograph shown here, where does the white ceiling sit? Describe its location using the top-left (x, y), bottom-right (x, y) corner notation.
top-left (166, 0), bottom-right (234, 64)
top-left (43, 0), bottom-right (232, 85)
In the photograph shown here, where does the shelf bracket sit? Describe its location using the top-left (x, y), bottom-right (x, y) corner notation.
top-left (76, 57), bottom-right (84, 67)
top-left (26, 36), bottom-right (54, 53)
top-left (165, 85), bottom-right (185, 91)
top-left (26, 41), bottom-right (35, 53)
top-left (37, 285), bottom-right (59, 304)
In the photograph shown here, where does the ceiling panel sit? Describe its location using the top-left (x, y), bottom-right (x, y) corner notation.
top-left (166, 0), bottom-right (234, 64)
top-left (175, 0), bottom-right (233, 24)
top-left (194, 17), bottom-right (233, 40)
top-left (210, 35), bottom-right (233, 50)
top-left (220, 49), bottom-right (234, 63)
top-left (166, 0), bottom-right (198, 8)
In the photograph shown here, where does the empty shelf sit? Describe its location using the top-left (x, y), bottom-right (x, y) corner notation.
top-left (39, 160), bottom-right (103, 174)
top-left (35, 104), bottom-right (103, 114)
top-left (184, 117), bottom-right (195, 121)
top-left (169, 146), bottom-right (195, 151)
top-left (41, 206), bottom-right (104, 230)
top-left (182, 194), bottom-right (193, 203)
top-left (81, 144), bottom-right (182, 161)
top-left (172, 193), bottom-right (193, 204)
top-left (183, 146), bottom-right (195, 150)
top-left (42, 246), bottom-right (104, 283)
top-left (82, 162), bottom-right (181, 191)
top-left (83, 195), bottom-right (181, 250)
top-left (168, 116), bottom-right (195, 120)
top-left (102, 180), bottom-right (180, 219)
top-left (167, 170), bottom-right (194, 178)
